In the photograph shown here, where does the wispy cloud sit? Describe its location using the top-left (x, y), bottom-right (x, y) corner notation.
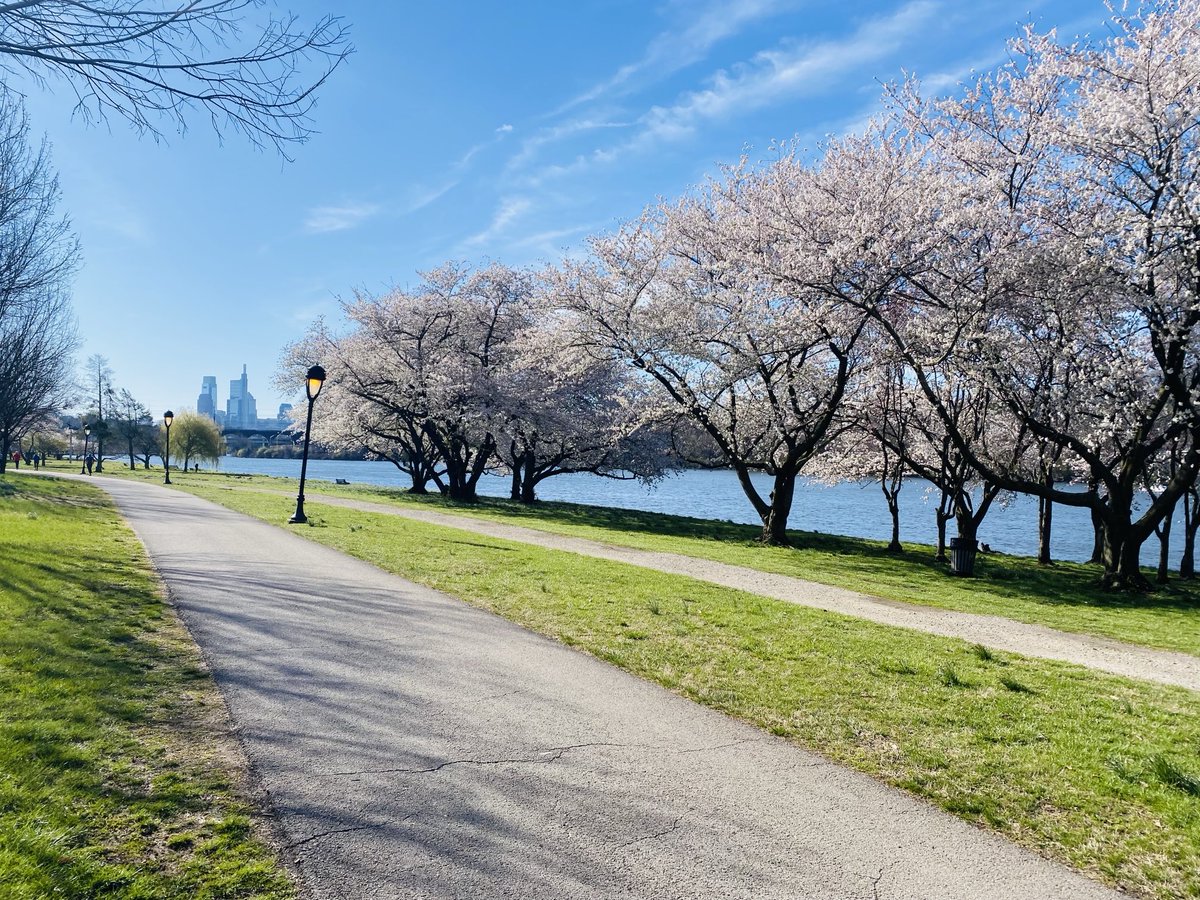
top-left (465, 196), bottom-right (532, 246)
top-left (635, 0), bottom-right (940, 148)
top-left (304, 202), bottom-right (379, 234)
top-left (403, 181), bottom-right (458, 214)
top-left (555, 0), bottom-right (797, 114)
top-left (511, 0), bottom-right (941, 189)
top-left (506, 118), bottom-right (631, 175)
top-left (507, 220), bottom-right (608, 254)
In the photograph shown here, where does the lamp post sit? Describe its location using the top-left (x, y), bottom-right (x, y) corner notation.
top-left (289, 365), bottom-right (326, 524)
top-left (80, 425), bottom-right (90, 474)
top-left (163, 411), bottom-right (174, 484)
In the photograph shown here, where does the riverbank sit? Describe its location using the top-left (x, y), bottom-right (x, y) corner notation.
top-left (97, 462), bottom-right (1200, 657)
top-left (101, 468), bottom-right (1200, 899)
top-left (200, 454), bottom-right (1179, 566)
top-left (0, 475), bottom-right (295, 898)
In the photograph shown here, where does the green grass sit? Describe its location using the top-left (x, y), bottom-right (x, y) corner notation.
top-left (0, 474), bottom-right (294, 899)
top-left (165, 481), bottom-right (1200, 900)
top-left (101, 463), bottom-right (1200, 657)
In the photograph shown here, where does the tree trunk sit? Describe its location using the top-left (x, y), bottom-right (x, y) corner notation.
top-left (1098, 514), bottom-right (1149, 591)
top-left (1157, 507), bottom-right (1173, 586)
top-left (935, 488), bottom-right (952, 562)
top-left (408, 469), bottom-right (428, 494)
top-left (882, 482), bottom-right (902, 553)
top-left (759, 471), bottom-right (796, 546)
top-left (127, 437), bottom-right (136, 470)
top-left (508, 441), bottom-right (521, 501)
top-left (1087, 483), bottom-right (1104, 565)
top-left (1037, 484), bottom-right (1053, 566)
top-left (1181, 490), bottom-right (1198, 579)
top-left (954, 507), bottom-right (978, 546)
top-left (520, 457), bottom-right (537, 504)
top-left (0, 434), bottom-right (8, 474)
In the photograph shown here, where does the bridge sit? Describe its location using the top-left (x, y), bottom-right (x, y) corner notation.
top-left (221, 426), bottom-right (298, 446)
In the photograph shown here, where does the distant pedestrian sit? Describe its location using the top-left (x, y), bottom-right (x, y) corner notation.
top-left (85, 452), bottom-right (95, 475)
top-left (31, 451), bottom-right (40, 470)
top-left (11, 451), bottom-right (20, 469)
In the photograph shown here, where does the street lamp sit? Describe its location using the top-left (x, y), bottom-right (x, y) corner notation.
top-left (163, 410), bottom-right (174, 484)
top-left (80, 425), bottom-right (90, 475)
top-left (289, 364), bottom-right (326, 524)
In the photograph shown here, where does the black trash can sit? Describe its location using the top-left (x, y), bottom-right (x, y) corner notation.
top-left (949, 537), bottom-right (978, 577)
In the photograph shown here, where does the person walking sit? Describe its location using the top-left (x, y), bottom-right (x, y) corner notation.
top-left (85, 452), bottom-right (95, 475)
top-left (31, 451), bottom-right (39, 470)
top-left (11, 451), bottom-right (20, 469)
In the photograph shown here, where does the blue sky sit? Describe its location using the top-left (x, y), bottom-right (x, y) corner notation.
top-left (14, 0), bottom-right (1106, 418)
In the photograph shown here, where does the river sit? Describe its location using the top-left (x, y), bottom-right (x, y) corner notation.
top-left (205, 456), bottom-right (1181, 567)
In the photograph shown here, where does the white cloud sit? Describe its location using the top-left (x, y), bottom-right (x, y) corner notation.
top-left (507, 220), bottom-right (607, 254)
top-left (304, 202), bottom-right (379, 234)
top-left (556, 0), bottom-right (797, 113)
top-left (506, 118), bottom-right (632, 175)
top-left (635, 0), bottom-right (940, 148)
top-left (465, 196), bottom-right (532, 246)
top-left (403, 181), bottom-right (458, 214)
top-left (496, 123), bottom-right (514, 133)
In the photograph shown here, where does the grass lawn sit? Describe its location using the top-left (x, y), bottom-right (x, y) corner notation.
top-left (99, 462), bottom-right (1200, 657)
top-left (0, 474), bottom-right (295, 899)
top-left (150, 477), bottom-right (1200, 900)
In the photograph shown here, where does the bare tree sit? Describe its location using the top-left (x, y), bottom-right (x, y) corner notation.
top-left (0, 95), bottom-right (78, 471)
top-left (109, 386), bottom-right (151, 468)
top-left (0, 288), bottom-right (77, 471)
top-left (81, 352), bottom-right (113, 470)
top-left (0, 1), bottom-right (351, 154)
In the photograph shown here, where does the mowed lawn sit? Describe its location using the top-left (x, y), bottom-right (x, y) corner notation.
top-left (107, 464), bottom-right (1200, 657)
top-left (168, 478), bottom-right (1200, 900)
top-left (0, 474), bottom-right (294, 899)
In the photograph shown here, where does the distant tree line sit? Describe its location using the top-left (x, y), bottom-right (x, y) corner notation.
top-left (287, 1), bottom-right (1200, 591)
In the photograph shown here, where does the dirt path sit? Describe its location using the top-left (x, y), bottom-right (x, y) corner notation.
top-left (302, 490), bottom-right (1200, 692)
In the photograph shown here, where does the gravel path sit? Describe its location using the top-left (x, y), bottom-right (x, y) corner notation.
top-left (305, 490), bottom-right (1200, 692)
top-left (83, 474), bottom-right (1118, 899)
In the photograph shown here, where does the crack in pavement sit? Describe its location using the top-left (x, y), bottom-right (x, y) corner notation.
top-left (311, 737), bottom-right (779, 779)
top-left (286, 812), bottom-right (419, 851)
top-left (311, 741), bottom-right (625, 778)
top-left (869, 862), bottom-right (894, 900)
top-left (285, 823), bottom-right (376, 850)
top-left (613, 812), bottom-right (688, 851)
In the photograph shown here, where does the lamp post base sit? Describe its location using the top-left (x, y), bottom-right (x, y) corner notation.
top-left (289, 497), bottom-right (307, 524)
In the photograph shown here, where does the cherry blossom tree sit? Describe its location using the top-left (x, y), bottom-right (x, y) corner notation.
top-left (557, 189), bottom-right (867, 545)
top-left (495, 310), bottom-right (674, 503)
top-left (740, 2), bottom-right (1200, 587)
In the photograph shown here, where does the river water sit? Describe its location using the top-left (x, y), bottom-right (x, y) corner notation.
top-left (207, 456), bottom-right (1181, 567)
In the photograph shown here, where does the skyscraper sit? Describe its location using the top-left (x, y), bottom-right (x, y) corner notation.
top-left (227, 365), bottom-right (258, 429)
top-left (196, 376), bottom-right (219, 421)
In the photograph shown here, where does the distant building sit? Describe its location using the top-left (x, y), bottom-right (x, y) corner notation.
top-left (278, 403), bottom-right (294, 426)
top-left (227, 364), bottom-right (258, 429)
top-left (197, 376), bottom-right (219, 421)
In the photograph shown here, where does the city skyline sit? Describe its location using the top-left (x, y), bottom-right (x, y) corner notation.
top-left (191, 365), bottom-right (293, 430)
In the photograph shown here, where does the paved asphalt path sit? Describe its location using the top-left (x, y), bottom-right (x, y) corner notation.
top-left (90, 476), bottom-right (1118, 899)
top-left (299, 490), bottom-right (1200, 692)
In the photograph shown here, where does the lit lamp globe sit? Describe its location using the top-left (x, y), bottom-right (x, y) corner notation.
top-left (306, 365), bottom-right (326, 401)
